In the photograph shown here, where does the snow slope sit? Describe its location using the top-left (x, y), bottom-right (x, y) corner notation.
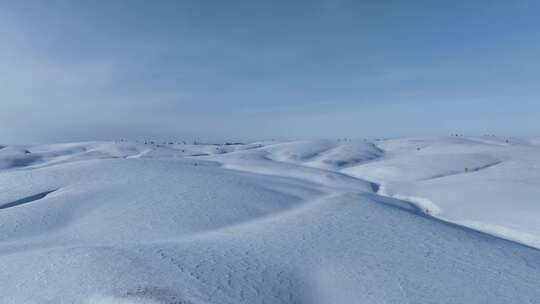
top-left (0, 138), bottom-right (539, 303)
top-left (344, 136), bottom-right (540, 247)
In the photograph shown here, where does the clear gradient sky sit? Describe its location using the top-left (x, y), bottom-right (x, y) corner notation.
top-left (1, 0), bottom-right (539, 143)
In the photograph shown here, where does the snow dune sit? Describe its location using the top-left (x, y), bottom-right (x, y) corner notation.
top-left (0, 138), bottom-right (539, 303)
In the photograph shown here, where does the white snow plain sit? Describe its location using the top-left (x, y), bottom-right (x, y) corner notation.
top-left (0, 137), bottom-right (539, 303)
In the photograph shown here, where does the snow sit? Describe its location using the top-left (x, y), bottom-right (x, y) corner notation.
top-left (0, 138), bottom-right (539, 303)
top-left (344, 136), bottom-right (540, 248)
top-left (0, 145), bottom-right (42, 169)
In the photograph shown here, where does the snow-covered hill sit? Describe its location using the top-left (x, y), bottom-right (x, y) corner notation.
top-left (344, 136), bottom-right (540, 248)
top-left (0, 138), bottom-right (539, 303)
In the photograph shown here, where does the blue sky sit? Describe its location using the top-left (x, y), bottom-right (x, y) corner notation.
top-left (1, 0), bottom-right (539, 143)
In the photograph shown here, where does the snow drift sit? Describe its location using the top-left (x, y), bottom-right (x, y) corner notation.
top-left (0, 137), bottom-right (539, 303)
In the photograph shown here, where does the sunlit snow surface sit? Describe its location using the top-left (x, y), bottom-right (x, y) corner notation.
top-left (1, 137), bottom-right (539, 303)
